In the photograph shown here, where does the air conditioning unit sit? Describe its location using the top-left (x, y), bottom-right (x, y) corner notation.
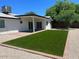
top-left (1, 6), bottom-right (11, 14)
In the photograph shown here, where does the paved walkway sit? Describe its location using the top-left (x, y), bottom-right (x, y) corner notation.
top-left (0, 45), bottom-right (52, 59)
top-left (63, 29), bottom-right (79, 59)
top-left (0, 32), bottom-right (56, 59)
top-left (0, 30), bottom-right (46, 43)
top-left (0, 32), bottom-right (31, 43)
top-left (0, 29), bottom-right (79, 59)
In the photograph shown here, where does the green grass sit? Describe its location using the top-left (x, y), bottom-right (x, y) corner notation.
top-left (3, 30), bottom-right (68, 56)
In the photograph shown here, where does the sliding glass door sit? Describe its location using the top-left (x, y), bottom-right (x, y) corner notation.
top-left (28, 22), bottom-right (33, 31)
top-left (36, 22), bottom-right (42, 31)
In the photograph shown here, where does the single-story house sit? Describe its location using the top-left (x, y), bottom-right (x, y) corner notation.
top-left (0, 7), bottom-right (52, 34)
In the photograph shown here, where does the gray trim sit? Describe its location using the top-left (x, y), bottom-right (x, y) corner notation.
top-left (0, 16), bottom-right (19, 19)
top-left (16, 15), bottom-right (50, 19)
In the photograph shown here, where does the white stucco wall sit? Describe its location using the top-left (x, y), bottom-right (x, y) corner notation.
top-left (0, 16), bottom-right (52, 34)
top-left (44, 19), bottom-right (52, 30)
top-left (19, 18), bottom-right (29, 31)
top-left (19, 17), bottom-right (46, 31)
top-left (0, 18), bottom-right (20, 34)
top-left (19, 16), bottom-right (52, 31)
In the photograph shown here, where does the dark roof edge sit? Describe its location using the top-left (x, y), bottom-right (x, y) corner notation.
top-left (16, 15), bottom-right (50, 19)
top-left (0, 16), bottom-right (19, 19)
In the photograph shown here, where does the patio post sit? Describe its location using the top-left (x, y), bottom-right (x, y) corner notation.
top-left (32, 16), bottom-right (35, 32)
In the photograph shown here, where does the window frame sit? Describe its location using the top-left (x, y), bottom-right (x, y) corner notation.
top-left (0, 19), bottom-right (5, 28)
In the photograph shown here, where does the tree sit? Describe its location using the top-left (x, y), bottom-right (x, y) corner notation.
top-left (75, 4), bottom-right (79, 14)
top-left (46, 0), bottom-right (79, 28)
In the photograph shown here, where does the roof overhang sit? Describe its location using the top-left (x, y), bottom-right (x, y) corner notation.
top-left (16, 15), bottom-right (51, 19)
top-left (0, 13), bottom-right (19, 19)
top-left (0, 16), bottom-right (19, 19)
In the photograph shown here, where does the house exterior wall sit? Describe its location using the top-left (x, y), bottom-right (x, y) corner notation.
top-left (45, 19), bottom-right (52, 30)
top-left (19, 18), bottom-right (29, 31)
top-left (0, 18), bottom-right (20, 34)
top-left (0, 16), bottom-right (52, 34)
top-left (19, 17), bottom-right (50, 31)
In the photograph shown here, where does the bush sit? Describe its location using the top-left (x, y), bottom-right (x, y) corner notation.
top-left (70, 21), bottom-right (79, 28)
top-left (51, 21), bottom-right (68, 28)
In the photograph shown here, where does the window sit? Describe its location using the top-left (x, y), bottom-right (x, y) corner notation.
top-left (0, 20), bottom-right (5, 28)
top-left (36, 22), bottom-right (42, 30)
top-left (46, 21), bottom-right (48, 25)
top-left (28, 22), bottom-right (33, 31)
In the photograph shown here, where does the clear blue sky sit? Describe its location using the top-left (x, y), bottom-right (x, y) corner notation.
top-left (0, 0), bottom-right (79, 16)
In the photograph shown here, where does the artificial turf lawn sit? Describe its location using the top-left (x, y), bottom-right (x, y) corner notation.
top-left (3, 30), bottom-right (68, 56)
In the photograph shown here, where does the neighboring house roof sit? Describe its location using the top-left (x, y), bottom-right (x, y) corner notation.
top-left (16, 12), bottom-right (52, 19)
top-left (0, 13), bottom-right (19, 19)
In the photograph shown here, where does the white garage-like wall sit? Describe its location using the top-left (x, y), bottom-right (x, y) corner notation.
top-left (0, 18), bottom-right (20, 34)
top-left (0, 16), bottom-right (52, 34)
top-left (45, 19), bottom-right (52, 30)
top-left (19, 18), bottom-right (29, 31)
top-left (19, 16), bottom-right (51, 32)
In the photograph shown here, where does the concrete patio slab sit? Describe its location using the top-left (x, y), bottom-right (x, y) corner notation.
top-left (0, 32), bottom-right (31, 43)
top-left (0, 31), bottom-right (53, 59)
top-left (0, 45), bottom-right (52, 59)
top-left (0, 30), bottom-right (62, 59)
top-left (0, 30), bottom-right (46, 43)
top-left (0, 29), bottom-right (79, 59)
top-left (63, 29), bottom-right (79, 59)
